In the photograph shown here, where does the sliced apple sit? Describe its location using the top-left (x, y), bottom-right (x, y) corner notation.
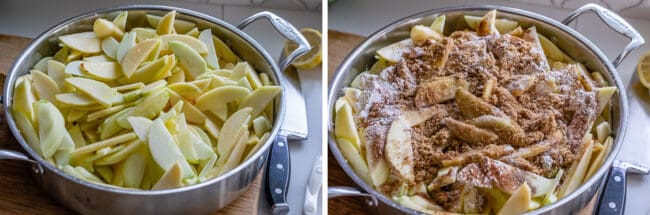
top-left (95, 139), bottom-right (142, 165)
top-left (63, 61), bottom-right (83, 77)
top-left (116, 32), bottom-right (136, 63)
top-left (337, 138), bottom-right (371, 184)
top-left (131, 27), bottom-right (158, 42)
top-left (156, 11), bottom-right (176, 35)
top-left (12, 78), bottom-right (37, 123)
top-left (133, 89), bottom-right (169, 119)
top-left (410, 25), bottom-right (442, 45)
top-left (112, 11), bottom-right (128, 31)
top-left (151, 162), bottom-right (183, 190)
top-left (538, 34), bottom-right (574, 63)
top-left (217, 107), bottom-right (252, 156)
top-left (430, 15), bottom-right (446, 35)
top-left (199, 29), bottom-right (219, 69)
top-left (415, 77), bottom-right (469, 107)
top-left (170, 40), bottom-right (208, 80)
top-left (219, 128), bottom-right (249, 174)
top-left (36, 101), bottom-right (65, 158)
top-left (498, 183), bottom-right (531, 215)
top-left (56, 92), bottom-right (98, 107)
top-left (13, 111), bottom-right (41, 155)
top-left (212, 35), bottom-right (240, 62)
top-left (185, 27), bottom-right (199, 37)
top-left (334, 100), bottom-right (362, 151)
top-left (65, 77), bottom-right (117, 107)
top-left (146, 13), bottom-right (196, 34)
top-left (595, 86), bottom-right (616, 114)
top-left (31, 70), bottom-right (61, 105)
top-left (464, 15), bottom-right (519, 34)
top-left (47, 60), bottom-right (68, 90)
top-left (93, 18), bottom-right (124, 39)
top-left (168, 82), bottom-right (202, 101)
top-left (122, 145), bottom-right (147, 188)
top-left (148, 118), bottom-right (195, 179)
top-left (122, 54), bottom-right (175, 84)
top-left (33, 57), bottom-right (52, 73)
top-left (558, 137), bottom-right (594, 197)
top-left (59, 32), bottom-right (101, 54)
top-left (82, 61), bottom-right (122, 81)
top-left (121, 38), bottom-right (160, 78)
top-left (127, 116), bottom-right (153, 141)
top-left (376, 39), bottom-right (413, 63)
top-left (195, 86), bottom-right (250, 120)
top-left (159, 34), bottom-right (209, 55)
top-left (385, 117), bottom-right (415, 182)
top-left (101, 37), bottom-right (119, 59)
top-left (239, 86), bottom-right (281, 118)
top-left (252, 116), bottom-right (271, 137)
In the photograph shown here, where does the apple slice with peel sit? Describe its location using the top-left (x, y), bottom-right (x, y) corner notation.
top-left (127, 116), bottom-right (153, 141)
top-left (121, 38), bottom-right (160, 78)
top-left (170, 40), bottom-right (208, 80)
top-left (376, 39), bottom-right (413, 63)
top-left (195, 86), bottom-right (250, 120)
top-left (31, 70), bottom-right (61, 105)
top-left (199, 29), bottom-right (219, 69)
top-left (59, 32), bottom-right (101, 54)
top-left (239, 86), bottom-right (281, 118)
top-left (217, 107), bottom-right (252, 156)
top-left (499, 183), bottom-right (531, 215)
top-left (132, 27), bottom-right (157, 42)
top-left (174, 114), bottom-right (199, 163)
top-left (159, 34), bottom-right (209, 55)
top-left (65, 77), bottom-right (117, 107)
top-left (385, 117), bottom-right (415, 182)
top-left (116, 32), bottom-right (136, 62)
top-left (122, 145), bottom-right (147, 188)
top-left (147, 14), bottom-right (196, 34)
top-left (148, 118), bottom-right (195, 179)
top-left (112, 11), bottom-right (127, 31)
top-left (121, 54), bottom-right (175, 84)
top-left (13, 111), bottom-right (41, 155)
top-left (36, 101), bottom-right (65, 158)
top-left (93, 18), bottom-right (124, 39)
top-left (212, 35), bottom-right (240, 63)
top-left (152, 161), bottom-right (183, 190)
top-left (334, 100), bottom-right (362, 151)
top-left (82, 61), bottom-right (122, 81)
top-left (134, 88), bottom-right (169, 118)
top-left (12, 78), bottom-right (37, 123)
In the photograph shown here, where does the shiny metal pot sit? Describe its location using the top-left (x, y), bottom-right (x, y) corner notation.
top-left (328, 4), bottom-right (643, 214)
top-left (0, 5), bottom-right (310, 214)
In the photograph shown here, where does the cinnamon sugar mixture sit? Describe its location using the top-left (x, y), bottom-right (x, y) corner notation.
top-left (352, 30), bottom-right (598, 210)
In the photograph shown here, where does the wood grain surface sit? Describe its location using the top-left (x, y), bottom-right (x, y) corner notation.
top-left (0, 34), bottom-right (261, 215)
top-left (326, 30), bottom-right (597, 215)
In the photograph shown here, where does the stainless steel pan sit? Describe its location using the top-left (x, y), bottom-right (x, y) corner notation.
top-left (0, 5), bottom-right (310, 214)
top-left (328, 4), bottom-right (644, 214)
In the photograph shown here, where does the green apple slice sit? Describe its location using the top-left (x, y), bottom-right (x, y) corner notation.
top-left (252, 116), bottom-right (271, 137)
top-left (101, 37), bottom-right (119, 59)
top-left (199, 29), bottom-right (219, 69)
top-left (112, 11), bottom-right (128, 31)
top-left (146, 14), bottom-right (196, 34)
top-left (31, 70), bottom-right (61, 105)
top-left (65, 77), bottom-right (117, 107)
top-left (36, 101), bottom-right (65, 158)
top-left (116, 32), bottom-right (136, 63)
top-left (59, 32), bottom-right (101, 54)
top-left (151, 161), bottom-right (182, 190)
top-left (174, 114), bottom-right (199, 163)
top-left (219, 127), bottom-right (248, 175)
top-left (170, 40), bottom-right (208, 80)
top-left (133, 89), bottom-right (169, 119)
top-left (82, 61), bottom-right (122, 81)
top-left (93, 18), bottom-right (124, 39)
top-left (121, 38), bottom-right (160, 78)
top-left (156, 11), bottom-right (176, 35)
top-left (160, 34), bottom-right (209, 55)
top-left (56, 92), bottom-right (98, 106)
top-left (195, 86), bottom-right (250, 120)
top-left (122, 145), bottom-right (147, 188)
top-left (148, 118), bottom-right (194, 179)
top-left (239, 86), bottom-right (281, 118)
top-left (12, 78), bottom-right (37, 123)
top-left (122, 54), bottom-right (174, 84)
top-left (217, 107), bottom-right (252, 156)
top-left (132, 27), bottom-right (158, 42)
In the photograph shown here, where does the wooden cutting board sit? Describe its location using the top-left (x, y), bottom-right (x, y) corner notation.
top-left (0, 34), bottom-right (261, 215)
top-left (327, 30), bottom-right (597, 214)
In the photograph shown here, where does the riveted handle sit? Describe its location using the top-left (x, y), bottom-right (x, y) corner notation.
top-left (562, 3), bottom-right (645, 67)
top-left (598, 164), bottom-right (626, 215)
top-left (265, 135), bottom-right (291, 214)
top-left (328, 186), bottom-right (379, 207)
top-left (237, 11), bottom-right (311, 71)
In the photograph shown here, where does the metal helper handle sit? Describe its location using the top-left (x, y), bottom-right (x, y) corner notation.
top-left (0, 149), bottom-right (43, 174)
top-left (237, 11), bottom-right (311, 71)
top-left (562, 3), bottom-right (645, 67)
top-left (328, 186), bottom-right (379, 207)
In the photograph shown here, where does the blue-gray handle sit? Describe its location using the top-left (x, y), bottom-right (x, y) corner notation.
top-left (598, 166), bottom-right (626, 215)
top-left (266, 135), bottom-right (290, 214)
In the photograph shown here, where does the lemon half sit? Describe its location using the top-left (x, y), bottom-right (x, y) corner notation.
top-left (284, 28), bottom-right (322, 70)
top-left (637, 50), bottom-right (650, 88)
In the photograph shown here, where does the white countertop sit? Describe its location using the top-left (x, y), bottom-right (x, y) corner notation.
top-left (330, 0), bottom-right (650, 214)
top-left (0, 1), bottom-right (322, 215)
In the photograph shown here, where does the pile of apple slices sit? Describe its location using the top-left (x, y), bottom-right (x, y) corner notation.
top-left (11, 10), bottom-right (280, 190)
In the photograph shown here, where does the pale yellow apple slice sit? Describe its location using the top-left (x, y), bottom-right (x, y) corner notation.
top-left (367, 144), bottom-right (390, 187)
top-left (65, 61), bottom-right (84, 76)
top-left (217, 107), bottom-right (252, 156)
top-left (93, 18), bottom-right (124, 39)
top-left (595, 86), bottom-right (616, 114)
top-left (159, 34), bottom-right (209, 55)
top-left (174, 114), bottom-right (198, 163)
top-left (132, 27), bottom-right (158, 42)
top-left (558, 137), bottom-right (594, 197)
top-left (410, 25), bottom-right (442, 45)
top-left (585, 137), bottom-right (613, 182)
top-left (47, 60), bottom-right (68, 90)
top-left (112, 11), bottom-right (128, 31)
top-left (239, 86), bottom-right (281, 118)
top-left (199, 29), bottom-right (219, 69)
top-left (185, 27), bottom-right (199, 37)
top-left (152, 162), bottom-right (183, 190)
top-left (33, 57), bottom-right (52, 73)
top-left (133, 89), bottom-right (169, 119)
top-left (337, 138), bottom-right (371, 184)
top-left (122, 145), bottom-right (146, 188)
top-left (385, 117), bottom-right (415, 182)
top-left (430, 15), bottom-right (446, 35)
top-left (65, 77), bottom-right (117, 107)
top-left (376, 39), bottom-right (413, 63)
top-left (148, 118), bottom-right (195, 179)
top-left (198, 154), bottom-right (218, 182)
top-left (167, 82), bottom-right (202, 101)
top-left (195, 86), bottom-right (250, 120)
top-left (121, 38), bottom-right (160, 78)
top-left (31, 70), bottom-right (61, 105)
top-left (13, 111), bottom-right (41, 155)
top-left (146, 14), bottom-right (196, 34)
top-left (68, 125), bottom-right (86, 148)
top-left (170, 40), bottom-right (208, 80)
top-left (203, 118), bottom-right (221, 140)
top-left (121, 54), bottom-right (174, 84)
top-left (498, 183), bottom-right (531, 215)
top-left (538, 34), bottom-right (574, 63)
top-left (101, 37), bottom-right (119, 59)
top-left (219, 128), bottom-right (249, 174)
top-left (95, 139), bottom-right (142, 165)
top-left (156, 11), bottom-right (176, 35)
top-left (59, 32), bottom-right (101, 54)
top-left (12, 78), bottom-right (37, 123)
top-left (334, 100), bottom-right (362, 151)
top-left (464, 15), bottom-right (519, 34)
top-left (56, 92), bottom-right (98, 107)
top-left (82, 61), bottom-right (122, 81)
top-left (35, 101), bottom-right (65, 158)
top-left (252, 116), bottom-right (271, 137)
top-left (212, 35), bottom-right (240, 63)
top-left (116, 32), bottom-right (136, 63)
top-left (127, 116), bottom-right (153, 141)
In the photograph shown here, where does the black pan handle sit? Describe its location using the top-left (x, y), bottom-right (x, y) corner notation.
top-left (598, 165), bottom-right (627, 215)
top-left (266, 135), bottom-right (291, 215)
